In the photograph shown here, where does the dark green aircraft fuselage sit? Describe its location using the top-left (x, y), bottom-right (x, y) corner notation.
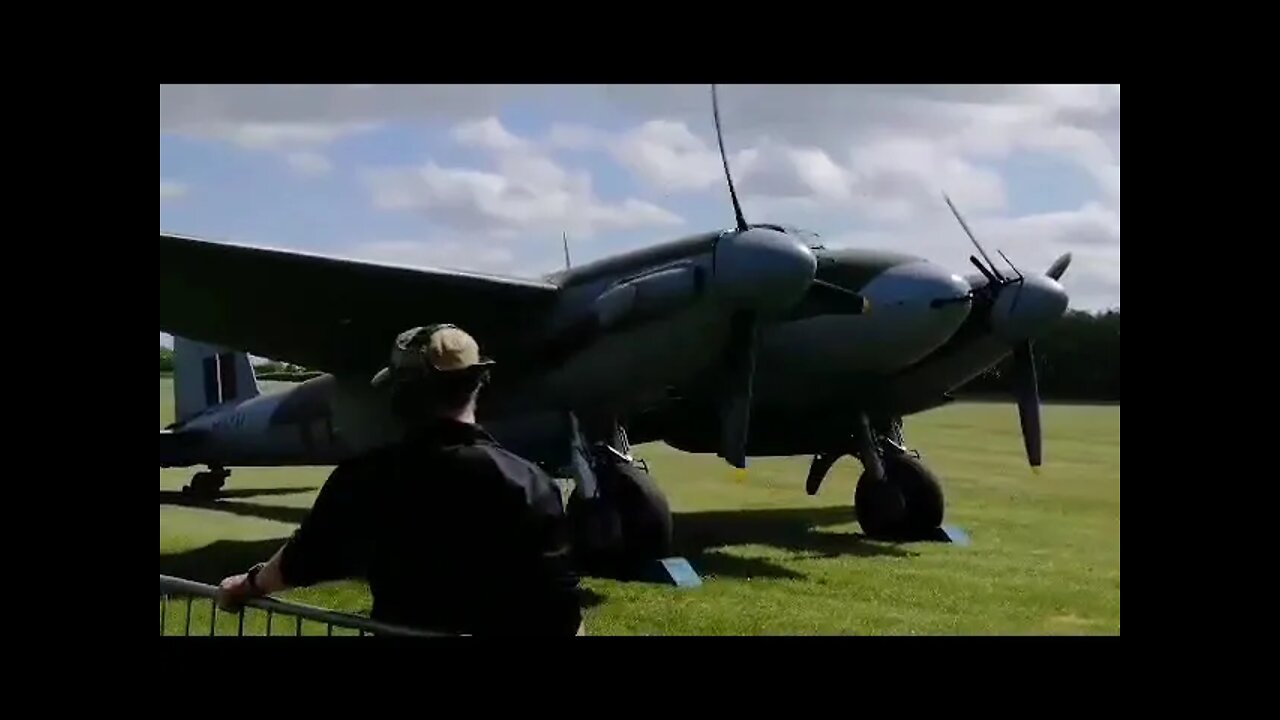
top-left (163, 226), bottom-right (1064, 469)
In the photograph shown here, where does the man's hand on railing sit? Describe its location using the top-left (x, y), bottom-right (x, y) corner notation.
top-left (216, 548), bottom-right (292, 612)
top-left (215, 568), bottom-right (259, 612)
top-left (165, 574), bottom-right (451, 637)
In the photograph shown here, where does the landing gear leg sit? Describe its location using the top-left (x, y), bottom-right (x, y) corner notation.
top-left (565, 415), bottom-right (678, 581)
top-left (181, 466), bottom-right (230, 500)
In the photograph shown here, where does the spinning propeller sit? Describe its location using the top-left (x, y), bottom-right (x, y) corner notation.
top-left (711, 84), bottom-right (762, 470)
top-left (708, 85), bottom-right (867, 470)
top-left (713, 84), bottom-right (748, 235)
top-left (942, 194), bottom-right (1071, 469)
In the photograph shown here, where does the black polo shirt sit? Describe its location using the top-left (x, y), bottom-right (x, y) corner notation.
top-left (278, 418), bottom-right (582, 636)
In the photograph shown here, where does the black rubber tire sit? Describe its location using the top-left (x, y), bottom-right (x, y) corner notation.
top-left (854, 475), bottom-right (906, 538)
top-left (600, 461), bottom-right (674, 565)
top-left (569, 460), bottom-right (673, 576)
top-left (855, 453), bottom-right (944, 539)
top-left (183, 471), bottom-right (225, 499)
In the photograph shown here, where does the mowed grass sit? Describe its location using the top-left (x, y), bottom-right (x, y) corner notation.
top-left (160, 378), bottom-right (1119, 635)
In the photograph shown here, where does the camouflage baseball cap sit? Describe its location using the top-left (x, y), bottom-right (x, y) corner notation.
top-left (370, 324), bottom-right (495, 387)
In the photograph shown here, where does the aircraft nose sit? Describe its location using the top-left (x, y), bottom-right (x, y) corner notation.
top-left (832, 260), bottom-right (974, 370)
top-left (712, 227), bottom-right (818, 314)
top-left (863, 260), bottom-right (973, 315)
top-left (992, 274), bottom-right (1069, 341)
top-left (929, 266), bottom-right (977, 309)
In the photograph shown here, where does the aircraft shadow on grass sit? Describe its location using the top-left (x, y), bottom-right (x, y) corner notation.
top-left (159, 491), bottom-right (315, 526)
top-left (674, 506), bottom-right (914, 581)
top-left (161, 491), bottom-right (913, 589)
top-left (158, 487), bottom-right (320, 503)
top-left (158, 533), bottom-right (612, 611)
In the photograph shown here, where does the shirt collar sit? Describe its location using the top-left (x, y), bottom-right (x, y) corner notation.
top-left (407, 416), bottom-right (494, 444)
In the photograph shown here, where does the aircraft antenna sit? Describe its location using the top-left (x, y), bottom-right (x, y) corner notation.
top-left (712, 84), bottom-right (748, 232)
top-left (562, 231), bottom-right (572, 269)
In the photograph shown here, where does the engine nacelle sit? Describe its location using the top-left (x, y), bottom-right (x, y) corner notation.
top-left (594, 263), bottom-right (705, 331)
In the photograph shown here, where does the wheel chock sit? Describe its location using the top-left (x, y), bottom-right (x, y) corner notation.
top-left (926, 525), bottom-right (971, 546)
top-left (639, 557), bottom-right (703, 588)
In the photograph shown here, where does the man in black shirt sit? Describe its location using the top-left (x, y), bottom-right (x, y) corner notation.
top-left (215, 324), bottom-right (584, 636)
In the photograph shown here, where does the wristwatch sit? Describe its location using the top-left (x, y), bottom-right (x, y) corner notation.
top-left (245, 562), bottom-right (266, 594)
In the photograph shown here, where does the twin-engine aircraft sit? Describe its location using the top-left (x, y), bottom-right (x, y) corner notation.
top-left (160, 87), bottom-right (1070, 573)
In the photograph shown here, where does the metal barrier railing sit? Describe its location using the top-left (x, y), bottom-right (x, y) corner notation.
top-left (160, 575), bottom-right (449, 637)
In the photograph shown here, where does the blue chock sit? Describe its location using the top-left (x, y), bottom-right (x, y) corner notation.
top-left (935, 525), bottom-right (971, 546)
top-left (640, 557), bottom-right (703, 588)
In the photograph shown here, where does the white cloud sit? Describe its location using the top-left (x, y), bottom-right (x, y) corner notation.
top-left (548, 123), bottom-right (611, 150)
top-left (286, 151), bottom-right (333, 177)
top-left (846, 136), bottom-right (1007, 219)
top-left (364, 117), bottom-right (683, 240)
top-left (159, 84), bottom-right (546, 129)
top-left (160, 180), bottom-right (187, 200)
top-left (826, 200), bottom-right (1120, 311)
top-left (160, 86), bottom-right (380, 175)
top-left (353, 239), bottom-right (518, 275)
top-left (592, 84), bottom-right (1116, 204)
top-left (216, 121), bottom-right (373, 150)
top-left (1095, 164), bottom-right (1120, 208)
top-left (453, 117), bottom-right (525, 152)
top-left (161, 84), bottom-right (1118, 309)
top-left (612, 120), bottom-right (725, 192)
top-left (163, 119), bottom-right (369, 175)
top-left (584, 118), bottom-right (1006, 224)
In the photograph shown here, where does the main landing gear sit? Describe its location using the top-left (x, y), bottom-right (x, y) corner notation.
top-left (854, 452), bottom-right (945, 540)
top-left (180, 466), bottom-right (230, 501)
top-left (563, 417), bottom-right (684, 582)
top-left (806, 415), bottom-right (949, 542)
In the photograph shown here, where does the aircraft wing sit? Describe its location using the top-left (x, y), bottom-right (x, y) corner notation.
top-left (160, 233), bottom-right (562, 375)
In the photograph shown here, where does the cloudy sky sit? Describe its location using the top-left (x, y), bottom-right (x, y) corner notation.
top-left (160, 84), bottom-right (1119, 349)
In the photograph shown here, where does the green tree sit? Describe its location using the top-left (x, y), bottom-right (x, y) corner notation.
top-left (963, 309), bottom-right (1120, 401)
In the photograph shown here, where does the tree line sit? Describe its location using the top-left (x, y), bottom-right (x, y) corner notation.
top-left (960, 309), bottom-right (1120, 401)
top-left (159, 309), bottom-right (1119, 401)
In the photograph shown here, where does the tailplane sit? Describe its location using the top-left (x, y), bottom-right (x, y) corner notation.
top-left (172, 336), bottom-right (260, 424)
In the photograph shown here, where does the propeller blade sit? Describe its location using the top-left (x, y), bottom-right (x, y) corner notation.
top-left (711, 84), bottom-right (748, 232)
top-left (1011, 341), bottom-right (1042, 467)
top-left (997, 249), bottom-right (1027, 316)
top-left (996, 249), bottom-right (1023, 281)
top-left (944, 194), bottom-right (1004, 282)
top-left (969, 255), bottom-right (1000, 286)
top-left (1046, 252), bottom-right (1072, 281)
top-left (718, 311), bottom-right (758, 469)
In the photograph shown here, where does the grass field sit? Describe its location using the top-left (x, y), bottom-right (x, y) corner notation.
top-left (160, 378), bottom-right (1120, 635)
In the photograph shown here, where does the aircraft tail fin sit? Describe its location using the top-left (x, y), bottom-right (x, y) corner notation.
top-left (172, 336), bottom-right (260, 424)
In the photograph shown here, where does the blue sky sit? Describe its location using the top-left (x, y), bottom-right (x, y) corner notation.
top-left (161, 84), bottom-right (1119, 346)
top-left (160, 118), bottom-right (736, 263)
